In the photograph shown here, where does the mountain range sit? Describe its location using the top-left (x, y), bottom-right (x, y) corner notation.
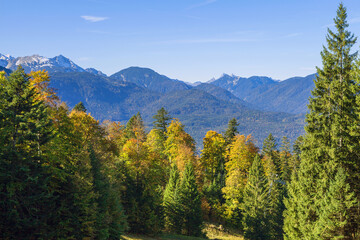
top-left (0, 53), bottom-right (315, 146)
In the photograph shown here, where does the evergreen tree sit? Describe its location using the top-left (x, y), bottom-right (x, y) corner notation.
top-left (242, 155), bottom-right (270, 240)
top-left (284, 3), bottom-right (360, 238)
top-left (126, 112), bottom-right (146, 141)
top-left (89, 146), bottom-right (110, 240)
top-left (262, 134), bottom-right (283, 239)
top-left (0, 66), bottom-right (55, 238)
top-left (163, 164), bottom-right (181, 233)
top-left (224, 118), bottom-right (239, 145)
top-left (177, 162), bottom-right (203, 236)
top-left (153, 107), bottom-right (171, 137)
top-left (73, 101), bottom-right (87, 112)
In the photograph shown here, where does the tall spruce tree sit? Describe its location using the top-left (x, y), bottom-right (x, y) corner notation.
top-left (177, 162), bottom-right (203, 236)
top-left (0, 67), bottom-right (55, 238)
top-left (224, 118), bottom-right (239, 145)
top-left (242, 155), bottom-right (270, 240)
top-left (153, 107), bottom-right (171, 137)
top-left (163, 164), bottom-right (181, 233)
top-left (262, 134), bottom-right (283, 239)
top-left (284, 3), bottom-right (360, 239)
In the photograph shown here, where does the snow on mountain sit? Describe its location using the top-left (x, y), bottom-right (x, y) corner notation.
top-left (85, 68), bottom-right (107, 77)
top-left (0, 54), bottom-right (14, 68)
top-left (1, 54), bottom-right (87, 73)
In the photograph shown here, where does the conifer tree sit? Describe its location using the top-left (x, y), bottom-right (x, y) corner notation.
top-left (89, 146), bottom-right (110, 239)
top-left (153, 107), bottom-right (171, 138)
top-left (262, 134), bottom-right (283, 239)
top-left (73, 101), bottom-right (87, 112)
top-left (177, 162), bottom-right (203, 236)
top-left (0, 66), bottom-right (55, 238)
top-left (242, 155), bottom-right (270, 240)
top-left (163, 164), bottom-right (181, 233)
top-left (224, 118), bottom-right (239, 145)
top-left (284, 3), bottom-right (360, 238)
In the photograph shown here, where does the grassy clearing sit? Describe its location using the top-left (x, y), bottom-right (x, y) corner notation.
top-left (121, 223), bottom-right (244, 240)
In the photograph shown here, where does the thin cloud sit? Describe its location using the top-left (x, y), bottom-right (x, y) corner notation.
top-left (153, 37), bottom-right (259, 45)
top-left (284, 32), bottom-right (303, 38)
top-left (349, 17), bottom-right (360, 24)
top-left (81, 15), bottom-right (109, 22)
top-left (188, 0), bottom-right (217, 9)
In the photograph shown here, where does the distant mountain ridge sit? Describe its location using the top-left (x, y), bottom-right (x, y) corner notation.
top-left (0, 53), bottom-right (105, 76)
top-left (1, 52), bottom-right (317, 145)
top-left (110, 67), bottom-right (191, 93)
top-left (209, 73), bottom-right (316, 113)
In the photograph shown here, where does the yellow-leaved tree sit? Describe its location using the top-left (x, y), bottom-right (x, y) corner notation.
top-left (222, 134), bottom-right (258, 226)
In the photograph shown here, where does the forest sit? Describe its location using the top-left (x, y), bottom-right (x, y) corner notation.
top-left (1, 3), bottom-right (360, 240)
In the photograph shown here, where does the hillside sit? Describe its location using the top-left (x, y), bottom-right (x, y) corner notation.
top-left (110, 67), bottom-right (191, 93)
top-left (209, 73), bottom-right (316, 114)
top-left (49, 71), bottom-right (305, 147)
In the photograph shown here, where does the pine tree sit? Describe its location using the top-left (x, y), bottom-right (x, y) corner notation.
top-left (262, 134), bottom-right (283, 239)
top-left (163, 164), bottom-right (181, 233)
top-left (284, 3), bottom-right (360, 238)
top-left (224, 118), bottom-right (239, 145)
top-left (177, 162), bottom-right (203, 236)
top-left (0, 66), bottom-right (55, 238)
top-left (73, 101), bottom-right (87, 112)
top-left (89, 146), bottom-right (110, 239)
top-left (242, 155), bottom-right (270, 240)
top-left (153, 107), bottom-right (171, 138)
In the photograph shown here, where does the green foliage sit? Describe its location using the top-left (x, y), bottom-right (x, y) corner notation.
top-left (73, 101), bottom-right (87, 112)
top-left (0, 66), bottom-right (55, 239)
top-left (241, 155), bottom-right (270, 240)
top-left (284, 3), bottom-right (360, 239)
top-left (224, 118), bottom-right (239, 145)
top-left (177, 163), bottom-right (203, 237)
top-left (163, 164), bottom-right (181, 233)
top-left (153, 107), bottom-right (171, 138)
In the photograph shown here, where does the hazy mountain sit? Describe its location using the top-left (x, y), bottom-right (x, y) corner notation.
top-left (85, 68), bottom-right (107, 77)
top-left (110, 67), bottom-right (192, 93)
top-left (209, 73), bottom-right (316, 114)
top-left (48, 71), bottom-right (305, 147)
top-left (209, 74), bottom-right (278, 100)
top-left (245, 74), bottom-right (316, 114)
top-left (49, 72), bottom-right (160, 122)
top-left (194, 83), bottom-right (251, 106)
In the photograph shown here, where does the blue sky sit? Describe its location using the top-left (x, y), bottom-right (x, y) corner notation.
top-left (2, 0), bottom-right (360, 82)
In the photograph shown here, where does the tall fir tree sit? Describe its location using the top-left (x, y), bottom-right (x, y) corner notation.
top-left (177, 162), bottom-right (203, 237)
top-left (163, 164), bottom-right (181, 233)
top-left (241, 155), bottom-right (270, 240)
top-left (73, 101), bottom-right (87, 112)
top-left (153, 107), bottom-right (171, 138)
top-left (284, 3), bottom-right (360, 239)
top-left (224, 118), bottom-right (239, 145)
top-left (0, 67), bottom-right (55, 239)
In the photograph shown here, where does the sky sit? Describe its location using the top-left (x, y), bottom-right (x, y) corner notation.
top-left (2, 0), bottom-right (360, 82)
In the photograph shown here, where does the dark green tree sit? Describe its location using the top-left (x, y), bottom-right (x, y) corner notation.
top-left (177, 162), bottom-right (203, 236)
top-left (223, 118), bottom-right (239, 145)
top-left (262, 134), bottom-right (283, 239)
top-left (73, 101), bottom-right (87, 112)
top-left (0, 66), bottom-right (55, 239)
top-left (241, 155), bottom-right (270, 240)
top-left (284, 3), bottom-right (360, 238)
top-left (89, 146), bottom-right (110, 239)
top-left (153, 107), bottom-right (171, 137)
top-left (163, 164), bottom-right (181, 233)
